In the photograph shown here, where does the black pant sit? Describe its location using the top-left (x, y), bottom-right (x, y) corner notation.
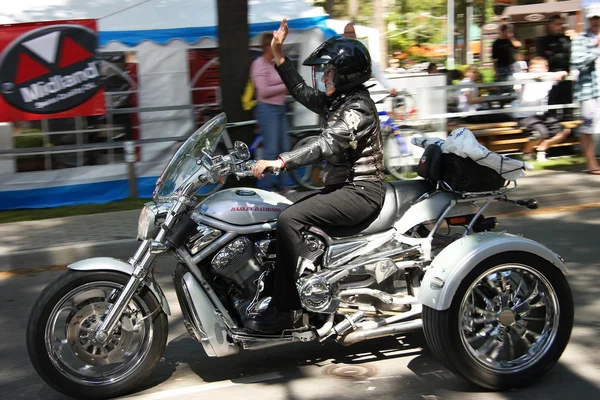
top-left (547, 80), bottom-right (573, 120)
top-left (272, 180), bottom-right (386, 311)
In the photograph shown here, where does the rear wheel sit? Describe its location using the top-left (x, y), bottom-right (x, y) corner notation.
top-left (290, 135), bottom-right (326, 190)
top-left (422, 252), bottom-right (573, 390)
top-left (384, 129), bottom-right (424, 180)
top-left (27, 271), bottom-right (168, 400)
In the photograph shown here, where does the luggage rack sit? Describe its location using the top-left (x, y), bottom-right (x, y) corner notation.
top-left (437, 179), bottom-right (519, 198)
top-left (415, 179), bottom-right (538, 238)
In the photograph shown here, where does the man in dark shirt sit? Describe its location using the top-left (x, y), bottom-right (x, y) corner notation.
top-left (536, 14), bottom-right (573, 120)
top-left (492, 24), bottom-right (521, 93)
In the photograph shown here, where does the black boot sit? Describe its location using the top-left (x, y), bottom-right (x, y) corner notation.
top-left (244, 305), bottom-right (299, 334)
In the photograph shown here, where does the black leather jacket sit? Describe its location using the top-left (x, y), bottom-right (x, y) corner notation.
top-left (275, 57), bottom-right (385, 186)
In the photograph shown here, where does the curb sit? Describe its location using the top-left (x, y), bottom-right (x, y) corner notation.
top-left (2, 192), bottom-right (600, 273)
top-left (0, 239), bottom-right (139, 272)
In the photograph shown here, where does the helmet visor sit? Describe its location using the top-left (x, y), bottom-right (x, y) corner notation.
top-left (312, 64), bottom-right (338, 93)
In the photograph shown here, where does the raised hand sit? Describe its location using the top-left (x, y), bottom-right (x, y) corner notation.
top-left (271, 18), bottom-right (288, 66)
top-left (273, 18), bottom-right (288, 46)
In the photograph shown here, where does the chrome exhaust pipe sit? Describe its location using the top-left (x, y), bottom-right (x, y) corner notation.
top-left (337, 319), bottom-right (423, 346)
top-left (337, 305), bottom-right (423, 346)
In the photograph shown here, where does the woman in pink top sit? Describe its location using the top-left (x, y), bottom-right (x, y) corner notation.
top-left (251, 33), bottom-right (295, 192)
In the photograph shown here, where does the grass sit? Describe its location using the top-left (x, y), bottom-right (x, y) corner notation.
top-left (0, 155), bottom-right (588, 224)
top-left (530, 155), bottom-right (587, 171)
top-left (0, 198), bottom-right (151, 224)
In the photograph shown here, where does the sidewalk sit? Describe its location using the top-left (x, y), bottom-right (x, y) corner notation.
top-left (1, 169), bottom-right (599, 271)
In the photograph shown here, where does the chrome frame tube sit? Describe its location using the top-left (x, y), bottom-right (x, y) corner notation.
top-left (192, 214), bottom-right (277, 236)
top-left (176, 246), bottom-right (238, 329)
top-left (463, 199), bottom-right (491, 237)
top-left (191, 231), bottom-right (237, 264)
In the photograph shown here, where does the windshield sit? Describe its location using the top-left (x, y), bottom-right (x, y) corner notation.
top-left (153, 112), bottom-right (227, 201)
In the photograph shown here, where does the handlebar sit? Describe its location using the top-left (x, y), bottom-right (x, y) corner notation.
top-left (232, 160), bottom-right (281, 179)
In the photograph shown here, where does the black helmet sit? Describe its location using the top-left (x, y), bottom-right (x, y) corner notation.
top-left (303, 36), bottom-right (372, 94)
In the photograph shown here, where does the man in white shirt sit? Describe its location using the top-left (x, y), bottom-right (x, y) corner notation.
top-left (343, 23), bottom-right (397, 96)
top-left (513, 56), bottom-right (570, 161)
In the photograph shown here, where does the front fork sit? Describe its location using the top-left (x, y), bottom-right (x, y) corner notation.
top-left (93, 195), bottom-right (187, 345)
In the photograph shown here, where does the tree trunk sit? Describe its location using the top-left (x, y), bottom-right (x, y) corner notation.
top-left (348, 0), bottom-right (359, 22)
top-left (373, 0), bottom-right (388, 68)
top-left (326, 0), bottom-right (335, 16)
top-left (216, 0), bottom-right (253, 144)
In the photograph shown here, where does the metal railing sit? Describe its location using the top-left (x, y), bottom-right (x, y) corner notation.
top-left (1, 78), bottom-right (582, 198)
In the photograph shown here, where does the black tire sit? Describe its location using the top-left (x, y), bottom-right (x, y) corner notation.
top-left (422, 251), bottom-right (574, 390)
top-left (289, 135), bottom-right (326, 190)
top-left (383, 129), bottom-right (423, 181)
top-left (26, 271), bottom-right (168, 400)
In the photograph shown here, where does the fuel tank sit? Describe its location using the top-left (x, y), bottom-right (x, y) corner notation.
top-left (192, 188), bottom-right (293, 226)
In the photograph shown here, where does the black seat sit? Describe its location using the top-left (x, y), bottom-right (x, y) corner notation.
top-left (317, 180), bottom-right (433, 238)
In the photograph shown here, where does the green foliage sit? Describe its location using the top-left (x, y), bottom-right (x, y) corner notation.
top-left (14, 129), bottom-right (43, 149)
top-left (479, 67), bottom-right (495, 83)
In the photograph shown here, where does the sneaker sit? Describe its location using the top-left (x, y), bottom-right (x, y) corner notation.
top-left (522, 153), bottom-right (535, 162)
top-left (536, 151), bottom-right (547, 162)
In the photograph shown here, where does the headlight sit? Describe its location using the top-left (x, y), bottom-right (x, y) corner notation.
top-left (137, 202), bottom-right (172, 240)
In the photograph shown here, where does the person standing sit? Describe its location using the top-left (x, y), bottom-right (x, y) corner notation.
top-left (571, 4), bottom-right (600, 174)
top-left (250, 32), bottom-right (296, 192)
top-left (492, 24), bottom-right (521, 93)
top-left (536, 15), bottom-right (572, 120)
top-left (343, 23), bottom-right (397, 96)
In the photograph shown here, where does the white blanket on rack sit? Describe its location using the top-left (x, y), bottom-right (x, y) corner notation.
top-left (412, 127), bottom-right (534, 181)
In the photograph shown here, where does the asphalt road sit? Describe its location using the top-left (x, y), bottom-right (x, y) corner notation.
top-left (1, 207), bottom-right (599, 400)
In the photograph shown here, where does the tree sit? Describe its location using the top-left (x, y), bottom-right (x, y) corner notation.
top-left (216, 0), bottom-right (253, 144)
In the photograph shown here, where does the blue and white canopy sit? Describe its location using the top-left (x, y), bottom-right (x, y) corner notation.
top-left (1, 0), bottom-right (337, 47)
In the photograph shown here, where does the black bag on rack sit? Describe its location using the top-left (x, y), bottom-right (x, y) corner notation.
top-left (416, 144), bottom-right (506, 192)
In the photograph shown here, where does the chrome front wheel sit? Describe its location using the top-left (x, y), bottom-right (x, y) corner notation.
top-left (423, 252), bottom-right (573, 390)
top-left (27, 271), bottom-right (168, 400)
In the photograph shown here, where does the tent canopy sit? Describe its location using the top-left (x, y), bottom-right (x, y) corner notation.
top-left (1, 0), bottom-right (337, 46)
top-left (501, 0), bottom-right (580, 23)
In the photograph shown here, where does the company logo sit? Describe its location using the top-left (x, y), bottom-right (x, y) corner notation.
top-left (524, 14), bottom-right (545, 22)
top-left (235, 190), bottom-right (257, 196)
top-left (0, 25), bottom-right (100, 114)
top-left (231, 206), bottom-right (282, 212)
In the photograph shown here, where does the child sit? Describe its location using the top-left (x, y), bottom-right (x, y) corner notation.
top-left (512, 56), bottom-right (570, 161)
top-left (456, 65), bottom-right (511, 123)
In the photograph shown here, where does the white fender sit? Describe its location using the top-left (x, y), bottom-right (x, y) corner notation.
top-left (417, 232), bottom-right (567, 311)
top-left (69, 257), bottom-right (171, 315)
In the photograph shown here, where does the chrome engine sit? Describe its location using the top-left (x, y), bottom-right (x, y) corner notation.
top-left (204, 228), bottom-right (417, 324)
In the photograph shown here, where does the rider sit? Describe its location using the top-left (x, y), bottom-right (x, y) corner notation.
top-left (249, 19), bottom-right (386, 333)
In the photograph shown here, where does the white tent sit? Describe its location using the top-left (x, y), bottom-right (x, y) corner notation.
top-left (0, 0), bottom-right (339, 209)
top-left (1, 0), bottom-right (336, 162)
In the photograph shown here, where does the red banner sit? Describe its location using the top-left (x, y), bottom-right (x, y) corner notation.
top-left (0, 19), bottom-right (105, 122)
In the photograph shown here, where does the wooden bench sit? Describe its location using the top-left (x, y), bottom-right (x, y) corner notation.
top-left (446, 120), bottom-right (582, 154)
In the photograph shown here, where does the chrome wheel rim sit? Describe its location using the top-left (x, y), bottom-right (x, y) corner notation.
top-left (45, 282), bottom-right (154, 385)
top-left (459, 264), bottom-right (560, 374)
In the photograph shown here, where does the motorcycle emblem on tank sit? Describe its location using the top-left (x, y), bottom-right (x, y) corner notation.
top-left (192, 188), bottom-right (292, 225)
